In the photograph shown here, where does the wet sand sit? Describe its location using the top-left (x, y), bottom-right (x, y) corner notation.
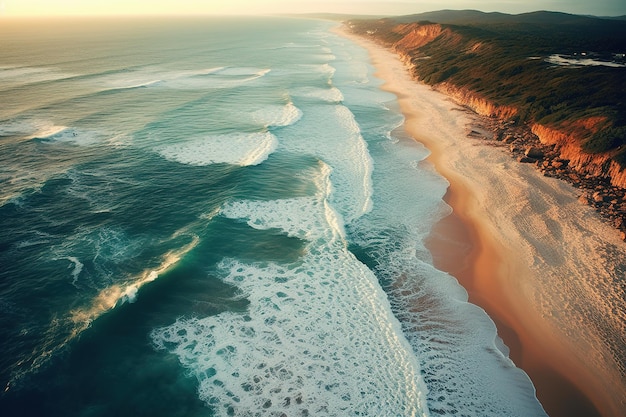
top-left (335, 26), bottom-right (626, 417)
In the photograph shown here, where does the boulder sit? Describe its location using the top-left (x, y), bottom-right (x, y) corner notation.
top-left (557, 158), bottom-right (570, 167)
top-left (503, 135), bottom-right (516, 144)
top-left (592, 192), bottom-right (606, 203)
top-left (525, 146), bottom-right (544, 159)
top-left (578, 193), bottom-right (590, 205)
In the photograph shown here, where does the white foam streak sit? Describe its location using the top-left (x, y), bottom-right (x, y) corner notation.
top-left (157, 132), bottom-right (278, 167)
top-left (277, 42), bottom-right (322, 49)
top-left (0, 119), bottom-right (67, 139)
top-left (279, 104), bottom-right (373, 224)
top-left (335, 105), bottom-right (374, 216)
top-left (296, 63), bottom-right (336, 76)
top-left (251, 102), bottom-right (302, 128)
top-left (96, 66), bottom-right (268, 91)
top-left (66, 256), bottom-right (84, 286)
top-left (240, 134), bottom-right (278, 166)
top-left (173, 67), bottom-right (225, 77)
top-left (30, 124), bottom-right (68, 140)
top-left (198, 66), bottom-right (226, 75)
top-left (0, 66), bottom-right (77, 89)
top-left (292, 86), bottom-right (344, 103)
top-left (108, 79), bottom-right (162, 90)
top-left (77, 236), bottom-right (199, 314)
top-left (316, 162), bottom-right (346, 242)
top-left (35, 127), bottom-right (123, 146)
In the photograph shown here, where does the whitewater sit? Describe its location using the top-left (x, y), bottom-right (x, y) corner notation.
top-left (0, 17), bottom-right (546, 416)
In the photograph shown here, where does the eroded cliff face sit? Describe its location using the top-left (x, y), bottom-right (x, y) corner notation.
top-left (441, 85), bottom-right (626, 189)
top-left (532, 124), bottom-right (626, 189)
top-left (436, 83), bottom-right (518, 119)
top-left (391, 23), bottom-right (446, 52)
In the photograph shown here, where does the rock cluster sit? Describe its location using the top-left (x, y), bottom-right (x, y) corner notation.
top-left (469, 116), bottom-right (626, 241)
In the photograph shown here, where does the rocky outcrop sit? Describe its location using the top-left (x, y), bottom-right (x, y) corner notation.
top-left (429, 85), bottom-right (625, 191)
top-left (432, 82), bottom-right (626, 191)
top-left (531, 124), bottom-right (626, 189)
top-left (475, 116), bottom-right (626, 239)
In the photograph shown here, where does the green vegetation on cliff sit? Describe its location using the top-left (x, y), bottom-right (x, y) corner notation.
top-left (348, 11), bottom-right (626, 166)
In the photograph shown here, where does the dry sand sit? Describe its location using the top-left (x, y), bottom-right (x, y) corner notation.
top-left (335, 26), bottom-right (626, 417)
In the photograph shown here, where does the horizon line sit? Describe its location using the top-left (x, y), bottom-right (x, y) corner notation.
top-left (1, 8), bottom-right (625, 20)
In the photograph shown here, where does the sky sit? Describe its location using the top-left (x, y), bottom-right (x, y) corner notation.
top-left (0, 0), bottom-right (625, 18)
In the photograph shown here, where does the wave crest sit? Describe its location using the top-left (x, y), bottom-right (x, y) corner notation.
top-left (252, 102), bottom-right (302, 128)
top-left (157, 132), bottom-right (278, 167)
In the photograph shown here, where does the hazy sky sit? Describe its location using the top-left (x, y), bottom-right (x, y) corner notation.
top-left (1, 0), bottom-right (625, 17)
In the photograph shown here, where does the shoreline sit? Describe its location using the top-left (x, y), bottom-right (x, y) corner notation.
top-left (334, 26), bottom-right (626, 417)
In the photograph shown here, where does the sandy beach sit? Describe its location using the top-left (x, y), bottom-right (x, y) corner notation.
top-left (335, 26), bottom-right (626, 417)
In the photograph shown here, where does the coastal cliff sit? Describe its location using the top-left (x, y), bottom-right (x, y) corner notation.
top-left (435, 82), bottom-right (519, 120)
top-left (347, 11), bottom-right (626, 235)
top-left (531, 124), bottom-right (626, 189)
top-left (434, 81), bottom-right (626, 189)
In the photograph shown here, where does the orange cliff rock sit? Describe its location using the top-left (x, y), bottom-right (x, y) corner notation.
top-left (436, 83), bottom-right (626, 190)
top-left (531, 123), bottom-right (626, 189)
top-left (436, 82), bottom-right (519, 120)
top-left (392, 23), bottom-right (445, 52)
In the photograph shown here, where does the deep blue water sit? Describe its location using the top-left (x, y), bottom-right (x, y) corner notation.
top-left (0, 17), bottom-right (546, 417)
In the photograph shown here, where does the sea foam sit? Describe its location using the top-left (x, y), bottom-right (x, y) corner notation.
top-left (340, 89), bottom-right (547, 417)
top-left (34, 127), bottom-right (105, 146)
top-left (280, 104), bottom-right (373, 223)
top-left (292, 86), bottom-right (344, 103)
top-left (0, 118), bottom-right (66, 139)
top-left (320, 28), bottom-right (548, 416)
top-left (33, 126), bottom-right (128, 147)
top-left (173, 67), bottom-right (271, 89)
top-left (95, 66), bottom-right (269, 91)
top-left (152, 162), bottom-right (428, 417)
top-left (251, 102), bottom-right (302, 128)
top-left (344, 132), bottom-right (548, 416)
top-left (0, 66), bottom-right (76, 90)
top-left (157, 132), bottom-right (278, 167)
top-left (66, 256), bottom-right (84, 286)
top-left (107, 79), bottom-right (162, 91)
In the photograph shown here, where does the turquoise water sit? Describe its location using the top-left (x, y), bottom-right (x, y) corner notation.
top-left (0, 17), bottom-right (546, 416)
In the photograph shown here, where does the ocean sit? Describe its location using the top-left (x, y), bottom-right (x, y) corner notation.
top-left (0, 17), bottom-right (547, 417)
